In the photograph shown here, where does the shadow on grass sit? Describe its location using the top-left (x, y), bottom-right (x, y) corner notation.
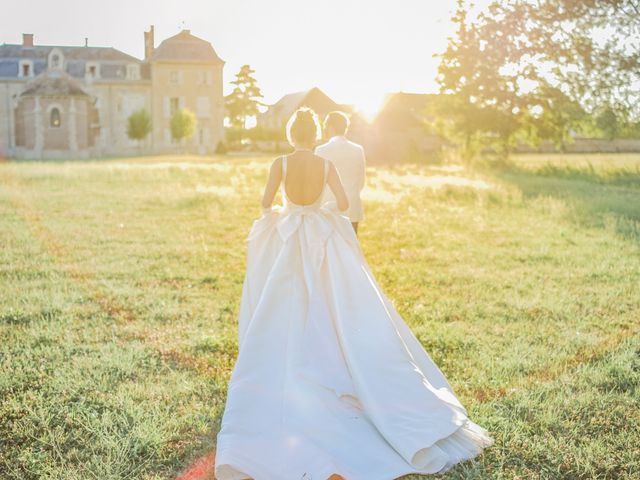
top-left (492, 156), bottom-right (640, 187)
top-left (490, 161), bottom-right (640, 244)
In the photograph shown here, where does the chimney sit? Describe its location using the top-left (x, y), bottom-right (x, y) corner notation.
top-left (144, 25), bottom-right (155, 61)
top-left (22, 33), bottom-right (34, 48)
top-left (85, 37), bottom-right (88, 47)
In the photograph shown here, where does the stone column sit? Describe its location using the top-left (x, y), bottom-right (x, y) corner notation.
top-left (9, 92), bottom-right (17, 153)
top-left (69, 97), bottom-right (78, 153)
top-left (34, 97), bottom-right (43, 158)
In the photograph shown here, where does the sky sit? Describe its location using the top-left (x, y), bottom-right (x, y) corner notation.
top-left (1, 0), bottom-right (491, 117)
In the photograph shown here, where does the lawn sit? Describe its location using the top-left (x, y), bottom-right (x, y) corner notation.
top-left (1, 153), bottom-right (639, 480)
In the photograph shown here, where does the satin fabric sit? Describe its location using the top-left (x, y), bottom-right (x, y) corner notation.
top-left (215, 168), bottom-right (492, 480)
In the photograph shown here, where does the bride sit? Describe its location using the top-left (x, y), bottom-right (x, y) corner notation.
top-left (214, 108), bottom-right (493, 480)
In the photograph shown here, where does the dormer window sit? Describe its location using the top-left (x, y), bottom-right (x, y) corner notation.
top-left (48, 48), bottom-right (64, 70)
top-left (85, 62), bottom-right (99, 79)
top-left (19, 60), bottom-right (33, 78)
top-left (126, 64), bottom-right (140, 80)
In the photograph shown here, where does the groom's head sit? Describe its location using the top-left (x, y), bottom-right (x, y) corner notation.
top-left (324, 111), bottom-right (350, 139)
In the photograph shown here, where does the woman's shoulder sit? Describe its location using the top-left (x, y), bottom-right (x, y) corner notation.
top-left (269, 155), bottom-right (284, 173)
top-left (286, 151), bottom-right (326, 163)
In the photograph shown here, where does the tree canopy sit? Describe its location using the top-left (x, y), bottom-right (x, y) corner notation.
top-left (126, 109), bottom-right (152, 144)
top-left (225, 65), bottom-right (264, 130)
top-left (170, 108), bottom-right (197, 144)
top-left (436, 0), bottom-right (640, 158)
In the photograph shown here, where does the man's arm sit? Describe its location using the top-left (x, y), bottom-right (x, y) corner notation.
top-left (327, 163), bottom-right (349, 212)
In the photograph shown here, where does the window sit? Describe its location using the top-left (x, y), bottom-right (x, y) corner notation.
top-left (126, 64), bottom-right (140, 80)
top-left (48, 48), bottom-right (64, 70)
top-left (50, 108), bottom-right (61, 128)
top-left (19, 60), bottom-right (33, 78)
top-left (170, 71), bottom-right (179, 84)
top-left (85, 62), bottom-right (100, 79)
top-left (199, 71), bottom-right (208, 85)
top-left (170, 97), bottom-right (179, 115)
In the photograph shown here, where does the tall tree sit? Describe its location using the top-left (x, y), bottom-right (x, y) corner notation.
top-left (435, 0), bottom-right (526, 159)
top-left (225, 65), bottom-right (264, 130)
top-left (516, 0), bottom-right (640, 116)
top-left (436, 0), bottom-right (640, 159)
top-left (523, 86), bottom-right (588, 150)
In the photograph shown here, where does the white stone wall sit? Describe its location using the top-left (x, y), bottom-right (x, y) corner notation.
top-left (85, 82), bottom-right (152, 155)
top-left (0, 82), bottom-right (24, 157)
top-left (150, 62), bottom-right (224, 154)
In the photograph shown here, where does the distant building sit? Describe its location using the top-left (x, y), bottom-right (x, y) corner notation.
top-left (373, 92), bottom-right (439, 132)
top-left (0, 28), bottom-right (224, 159)
top-left (258, 87), bottom-right (353, 131)
top-left (359, 92), bottom-right (446, 162)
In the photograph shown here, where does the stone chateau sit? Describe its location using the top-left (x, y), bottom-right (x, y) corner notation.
top-left (0, 27), bottom-right (224, 159)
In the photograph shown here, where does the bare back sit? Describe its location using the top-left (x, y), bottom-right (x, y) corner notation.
top-left (261, 151), bottom-right (349, 212)
top-left (283, 152), bottom-right (326, 206)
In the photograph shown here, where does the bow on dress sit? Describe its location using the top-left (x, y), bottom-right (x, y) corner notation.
top-left (248, 204), bottom-right (339, 270)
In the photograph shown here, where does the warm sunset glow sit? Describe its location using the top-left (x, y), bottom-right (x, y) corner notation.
top-left (352, 91), bottom-right (388, 122)
top-left (1, 0), bottom-right (492, 108)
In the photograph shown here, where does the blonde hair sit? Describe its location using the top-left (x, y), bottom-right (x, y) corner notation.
top-left (286, 108), bottom-right (321, 147)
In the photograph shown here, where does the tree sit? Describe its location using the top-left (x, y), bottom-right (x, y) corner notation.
top-left (512, 0), bottom-right (640, 116)
top-left (435, 0), bottom-right (526, 160)
top-left (523, 86), bottom-right (588, 150)
top-left (170, 108), bottom-right (197, 148)
top-left (225, 65), bottom-right (264, 130)
top-left (435, 0), bottom-right (640, 159)
top-left (126, 109), bottom-right (152, 149)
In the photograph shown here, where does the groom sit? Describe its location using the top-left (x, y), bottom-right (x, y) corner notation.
top-left (316, 111), bottom-right (366, 234)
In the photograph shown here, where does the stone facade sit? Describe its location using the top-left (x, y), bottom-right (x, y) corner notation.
top-left (149, 30), bottom-right (224, 154)
top-left (0, 28), bottom-right (224, 159)
top-left (13, 74), bottom-right (99, 158)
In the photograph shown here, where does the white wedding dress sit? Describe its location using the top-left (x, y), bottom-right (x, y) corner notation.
top-left (215, 157), bottom-right (493, 480)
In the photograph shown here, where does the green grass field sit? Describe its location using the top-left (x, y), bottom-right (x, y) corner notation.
top-left (1, 153), bottom-right (639, 479)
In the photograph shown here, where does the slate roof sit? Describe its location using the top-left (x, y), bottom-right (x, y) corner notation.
top-left (151, 30), bottom-right (224, 64)
top-left (20, 69), bottom-right (90, 97)
top-left (0, 43), bottom-right (149, 81)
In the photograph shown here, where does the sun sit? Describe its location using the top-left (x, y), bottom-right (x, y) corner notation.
top-left (351, 91), bottom-right (387, 122)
